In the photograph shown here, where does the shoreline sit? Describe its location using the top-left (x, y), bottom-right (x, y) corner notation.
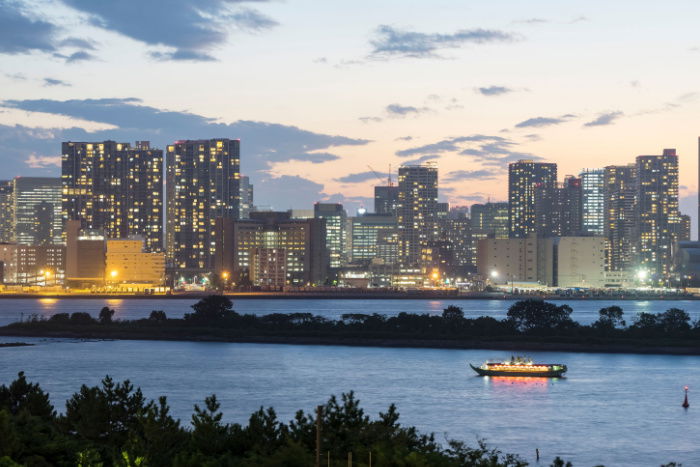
top-left (0, 292), bottom-right (695, 300)
top-left (2, 328), bottom-right (699, 356)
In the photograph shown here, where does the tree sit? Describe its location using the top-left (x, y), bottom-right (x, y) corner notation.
top-left (506, 300), bottom-right (574, 332)
top-left (593, 306), bottom-right (625, 330)
top-left (658, 308), bottom-right (691, 334)
top-left (442, 305), bottom-right (465, 321)
top-left (148, 311), bottom-right (167, 322)
top-left (99, 307), bottom-right (115, 325)
top-left (184, 295), bottom-right (237, 324)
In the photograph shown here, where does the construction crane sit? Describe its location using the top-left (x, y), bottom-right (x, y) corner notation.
top-left (367, 164), bottom-right (393, 187)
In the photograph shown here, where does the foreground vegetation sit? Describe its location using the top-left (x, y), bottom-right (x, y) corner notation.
top-left (3, 296), bottom-right (700, 353)
top-left (0, 372), bottom-right (559, 466)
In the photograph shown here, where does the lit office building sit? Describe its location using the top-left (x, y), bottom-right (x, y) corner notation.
top-left (0, 181), bottom-right (13, 243)
top-left (12, 177), bottom-right (62, 246)
top-left (437, 211), bottom-right (472, 275)
top-left (314, 203), bottom-right (347, 268)
top-left (679, 214), bottom-right (691, 242)
top-left (580, 169), bottom-right (605, 236)
top-left (62, 141), bottom-right (164, 251)
top-left (604, 164), bottom-right (637, 271)
top-left (508, 160), bottom-right (557, 238)
top-left (240, 175), bottom-right (254, 219)
top-left (397, 164), bottom-right (438, 266)
top-left (214, 212), bottom-right (327, 287)
top-left (635, 150), bottom-right (680, 277)
top-left (349, 213), bottom-right (398, 265)
top-left (166, 139), bottom-right (240, 276)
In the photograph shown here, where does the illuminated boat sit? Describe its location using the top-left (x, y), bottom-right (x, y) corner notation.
top-left (470, 356), bottom-right (567, 377)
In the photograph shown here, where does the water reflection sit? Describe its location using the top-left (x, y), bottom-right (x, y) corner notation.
top-left (485, 376), bottom-right (553, 392)
top-left (38, 298), bottom-right (58, 307)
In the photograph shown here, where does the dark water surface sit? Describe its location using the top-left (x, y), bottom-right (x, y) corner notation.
top-left (1, 337), bottom-right (698, 467)
top-left (0, 297), bottom-right (697, 326)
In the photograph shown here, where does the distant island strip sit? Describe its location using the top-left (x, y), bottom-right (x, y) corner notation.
top-left (2, 296), bottom-right (700, 356)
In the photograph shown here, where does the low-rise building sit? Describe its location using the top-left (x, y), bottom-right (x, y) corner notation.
top-left (105, 238), bottom-right (165, 286)
top-left (477, 235), bottom-right (607, 288)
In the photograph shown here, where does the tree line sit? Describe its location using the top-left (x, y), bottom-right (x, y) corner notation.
top-left (9, 296), bottom-right (700, 345)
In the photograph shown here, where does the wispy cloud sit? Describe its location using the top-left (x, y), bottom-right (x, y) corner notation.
top-left (386, 103), bottom-right (430, 117)
top-left (335, 171), bottom-right (389, 183)
top-left (476, 86), bottom-right (514, 97)
top-left (444, 169), bottom-right (500, 182)
top-left (583, 111), bottom-right (623, 127)
top-left (358, 116), bottom-right (383, 124)
top-left (369, 24), bottom-right (517, 59)
top-left (402, 154), bottom-right (439, 165)
top-left (515, 114), bottom-right (575, 128)
top-left (43, 78), bottom-right (71, 87)
top-left (59, 37), bottom-right (97, 50)
top-left (513, 18), bottom-right (549, 25)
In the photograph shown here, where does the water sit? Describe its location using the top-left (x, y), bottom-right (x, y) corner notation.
top-left (0, 337), bottom-right (698, 466)
top-left (0, 297), bottom-right (697, 326)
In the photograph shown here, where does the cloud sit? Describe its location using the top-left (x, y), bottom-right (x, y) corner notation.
top-left (59, 37), bottom-right (97, 50)
top-left (476, 86), bottom-right (514, 97)
top-left (0, 1), bottom-right (58, 54)
top-left (385, 103), bottom-right (430, 117)
top-left (230, 8), bottom-right (278, 31)
top-left (335, 171), bottom-right (389, 184)
top-left (25, 154), bottom-right (61, 169)
top-left (369, 24), bottom-right (517, 59)
top-left (403, 154), bottom-right (439, 165)
top-left (61, 0), bottom-right (278, 62)
top-left (513, 18), bottom-right (549, 25)
top-left (43, 78), bottom-right (71, 87)
top-left (396, 134), bottom-right (507, 157)
top-left (5, 73), bottom-right (27, 81)
top-left (358, 116), bottom-right (383, 124)
top-left (149, 50), bottom-right (216, 62)
top-left (395, 136), bottom-right (414, 141)
top-left (583, 111), bottom-right (623, 127)
top-left (53, 50), bottom-right (97, 63)
top-left (444, 169), bottom-right (500, 182)
top-left (0, 97), bottom-right (369, 205)
top-left (570, 16), bottom-right (589, 23)
top-left (514, 114), bottom-right (574, 128)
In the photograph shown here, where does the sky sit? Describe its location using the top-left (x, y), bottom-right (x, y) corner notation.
top-left (1, 0), bottom-right (699, 235)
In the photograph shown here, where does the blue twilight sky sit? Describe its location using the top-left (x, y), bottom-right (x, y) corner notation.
top-left (1, 0), bottom-right (699, 234)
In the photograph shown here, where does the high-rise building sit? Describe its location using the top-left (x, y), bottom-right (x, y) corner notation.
top-left (438, 210), bottom-right (472, 275)
top-left (580, 169), bottom-right (605, 236)
top-left (397, 164), bottom-right (438, 267)
top-left (62, 141), bottom-right (163, 251)
top-left (374, 186), bottom-right (399, 215)
top-left (604, 164), bottom-right (637, 271)
top-left (508, 160), bottom-right (557, 238)
top-left (558, 176), bottom-right (583, 236)
top-left (240, 176), bottom-right (254, 219)
top-left (636, 150), bottom-right (680, 277)
top-left (469, 202), bottom-right (508, 268)
top-left (679, 214), bottom-right (691, 242)
top-left (349, 213), bottom-right (398, 265)
top-left (314, 203), bottom-right (347, 268)
top-left (13, 177), bottom-right (62, 245)
top-left (166, 139), bottom-right (240, 276)
top-left (0, 181), bottom-right (14, 243)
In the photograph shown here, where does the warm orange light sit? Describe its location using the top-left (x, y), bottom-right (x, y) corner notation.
top-left (110, 270), bottom-right (118, 278)
top-left (222, 271), bottom-right (229, 279)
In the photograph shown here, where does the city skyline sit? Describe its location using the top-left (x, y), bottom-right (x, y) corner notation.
top-left (1, 0), bottom-right (700, 236)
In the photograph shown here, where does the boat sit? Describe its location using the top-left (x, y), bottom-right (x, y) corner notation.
top-left (470, 356), bottom-right (567, 377)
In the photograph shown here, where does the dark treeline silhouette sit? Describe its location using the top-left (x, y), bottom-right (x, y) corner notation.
top-left (0, 371), bottom-right (554, 466)
top-left (4, 297), bottom-right (700, 350)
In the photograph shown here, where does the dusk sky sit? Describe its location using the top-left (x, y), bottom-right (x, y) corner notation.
top-left (2, 0), bottom-right (699, 232)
